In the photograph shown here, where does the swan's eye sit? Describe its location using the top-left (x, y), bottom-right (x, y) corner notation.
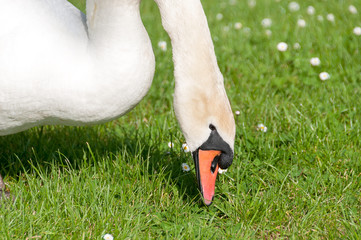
top-left (209, 124), bottom-right (216, 131)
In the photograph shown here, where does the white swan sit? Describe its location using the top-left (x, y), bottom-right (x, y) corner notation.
top-left (0, 0), bottom-right (235, 205)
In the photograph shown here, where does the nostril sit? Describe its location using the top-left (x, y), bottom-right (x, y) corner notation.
top-left (210, 155), bottom-right (220, 173)
top-left (209, 124), bottom-right (216, 131)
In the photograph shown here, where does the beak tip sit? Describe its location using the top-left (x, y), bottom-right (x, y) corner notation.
top-left (203, 198), bottom-right (213, 206)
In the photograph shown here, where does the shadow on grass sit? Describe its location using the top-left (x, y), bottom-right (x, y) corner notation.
top-left (0, 124), bottom-right (200, 204)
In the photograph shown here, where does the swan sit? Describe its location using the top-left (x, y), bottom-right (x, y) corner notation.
top-left (0, 0), bottom-right (235, 206)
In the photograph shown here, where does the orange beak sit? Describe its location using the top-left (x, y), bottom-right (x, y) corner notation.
top-left (193, 149), bottom-right (221, 206)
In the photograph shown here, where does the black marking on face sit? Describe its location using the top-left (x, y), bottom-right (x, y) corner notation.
top-left (195, 126), bottom-right (233, 169)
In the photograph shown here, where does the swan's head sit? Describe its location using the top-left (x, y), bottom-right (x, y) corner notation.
top-left (174, 71), bottom-right (235, 206)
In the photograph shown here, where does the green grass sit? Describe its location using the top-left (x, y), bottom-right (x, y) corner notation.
top-left (1, 0), bottom-right (361, 238)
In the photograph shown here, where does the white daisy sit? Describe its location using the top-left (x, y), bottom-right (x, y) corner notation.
top-left (327, 13), bottom-right (335, 22)
top-left (182, 163), bottom-right (191, 172)
top-left (248, 0), bottom-right (256, 8)
top-left (261, 18), bottom-right (272, 28)
top-left (223, 26), bottom-right (230, 32)
top-left (104, 234), bottom-right (114, 240)
top-left (265, 29), bottom-right (272, 37)
top-left (218, 168), bottom-right (228, 174)
top-left (216, 13), bottom-right (223, 20)
top-left (349, 5), bottom-right (358, 14)
top-left (182, 143), bottom-right (190, 153)
top-left (353, 27), bottom-right (361, 36)
top-left (277, 42), bottom-right (288, 52)
top-left (293, 42), bottom-right (301, 49)
top-left (257, 123), bottom-right (268, 132)
top-left (288, 2), bottom-right (300, 12)
top-left (235, 110), bottom-right (241, 116)
top-left (234, 22), bottom-right (242, 29)
top-left (243, 27), bottom-right (251, 33)
top-left (310, 57), bottom-right (321, 66)
top-left (307, 6), bottom-right (315, 15)
top-left (297, 19), bottom-right (306, 28)
top-left (319, 72), bottom-right (330, 81)
top-left (158, 41), bottom-right (167, 51)
top-left (168, 142), bottom-right (174, 148)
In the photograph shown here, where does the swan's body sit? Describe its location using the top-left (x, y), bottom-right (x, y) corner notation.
top-left (0, 0), bottom-right (235, 205)
top-left (0, 0), bottom-right (155, 135)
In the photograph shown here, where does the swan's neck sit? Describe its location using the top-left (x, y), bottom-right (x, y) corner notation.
top-left (155, 0), bottom-right (222, 87)
top-left (76, 0), bottom-right (155, 121)
top-left (155, 0), bottom-right (234, 150)
top-left (87, 0), bottom-right (143, 61)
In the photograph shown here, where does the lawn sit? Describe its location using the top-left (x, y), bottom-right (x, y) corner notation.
top-left (1, 0), bottom-right (361, 239)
